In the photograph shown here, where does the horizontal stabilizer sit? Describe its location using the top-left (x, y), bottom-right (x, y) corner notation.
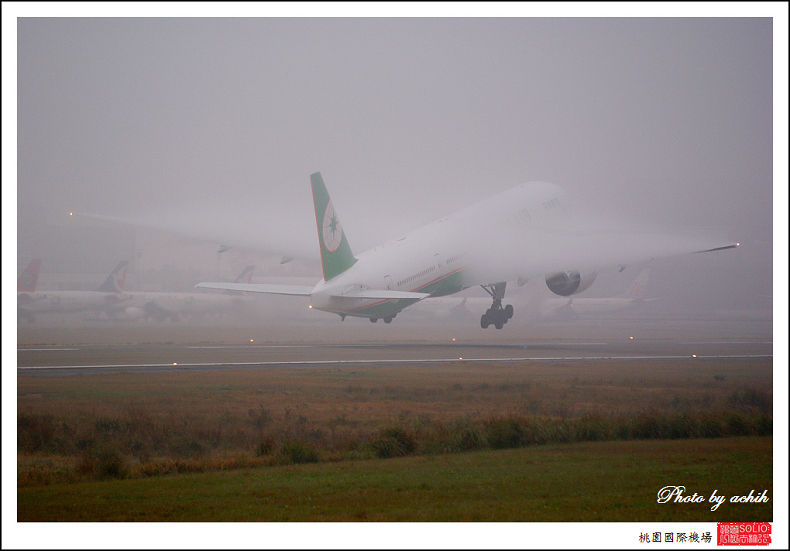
top-left (336, 289), bottom-right (430, 300)
top-left (195, 282), bottom-right (315, 296)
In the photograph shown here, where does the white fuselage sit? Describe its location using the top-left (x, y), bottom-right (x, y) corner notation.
top-left (308, 182), bottom-right (566, 319)
top-left (110, 291), bottom-right (253, 320)
top-left (18, 291), bottom-right (133, 315)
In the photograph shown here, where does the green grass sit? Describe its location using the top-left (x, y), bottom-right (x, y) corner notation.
top-left (18, 436), bottom-right (771, 522)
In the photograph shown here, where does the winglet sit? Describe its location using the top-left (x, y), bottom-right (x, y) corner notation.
top-left (310, 172), bottom-right (357, 281)
top-left (693, 242), bottom-right (739, 254)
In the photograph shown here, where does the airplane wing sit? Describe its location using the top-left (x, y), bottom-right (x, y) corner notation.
top-left (462, 220), bottom-right (737, 286)
top-left (195, 282), bottom-right (429, 301)
top-left (195, 282), bottom-right (315, 296)
top-left (78, 209), bottom-right (319, 263)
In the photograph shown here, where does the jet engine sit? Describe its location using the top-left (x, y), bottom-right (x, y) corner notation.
top-left (545, 271), bottom-right (597, 297)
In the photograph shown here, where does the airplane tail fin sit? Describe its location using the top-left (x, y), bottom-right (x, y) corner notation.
top-left (96, 261), bottom-right (128, 292)
top-left (310, 172), bottom-right (357, 281)
top-left (18, 259), bottom-right (42, 292)
top-left (234, 265), bottom-right (255, 284)
top-left (622, 269), bottom-right (649, 299)
top-left (218, 265), bottom-right (256, 295)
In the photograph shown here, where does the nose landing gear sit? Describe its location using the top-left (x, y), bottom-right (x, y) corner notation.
top-left (480, 282), bottom-right (513, 330)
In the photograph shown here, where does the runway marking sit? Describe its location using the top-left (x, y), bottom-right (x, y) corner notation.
top-left (186, 345), bottom-right (316, 349)
top-left (20, 341), bottom-right (768, 352)
top-left (17, 354), bottom-right (773, 371)
top-left (17, 348), bottom-right (79, 352)
top-left (185, 342), bottom-right (611, 350)
top-left (680, 341), bottom-right (773, 345)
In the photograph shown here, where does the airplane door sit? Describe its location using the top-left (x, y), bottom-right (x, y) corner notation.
top-left (384, 275), bottom-right (394, 290)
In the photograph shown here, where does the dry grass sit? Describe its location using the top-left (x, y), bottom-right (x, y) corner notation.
top-left (17, 358), bottom-right (772, 485)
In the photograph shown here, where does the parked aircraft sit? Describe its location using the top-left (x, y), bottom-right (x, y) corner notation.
top-left (538, 267), bottom-right (657, 321)
top-left (197, 172), bottom-right (737, 329)
top-left (110, 266), bottom-right (256, 322)
top-left (17, 258), bottom-right (44, 321)
top-left (17, 261), bottom-right (130, 322)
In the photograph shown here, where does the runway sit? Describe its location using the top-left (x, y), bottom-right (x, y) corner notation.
top-left (15, 311), bottom-right (773, 376)
top-left (17, 339), bottom-right (772, 376)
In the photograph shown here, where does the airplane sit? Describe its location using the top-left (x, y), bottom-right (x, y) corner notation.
top-left (108, 265), bottom-right (256, 322)
top-left (196, 172), bottom-right (738, 329)
top-left (17, 261), bottom-right (131, 322)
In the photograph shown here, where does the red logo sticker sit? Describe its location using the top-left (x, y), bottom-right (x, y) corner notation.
top-left (717, 523), bottom-right (771, 546)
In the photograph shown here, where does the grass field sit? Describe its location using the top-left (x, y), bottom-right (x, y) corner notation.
top-left (17, 437), bottom-right (771, 522)
top-left (17, 357), bottom-right (772, 521)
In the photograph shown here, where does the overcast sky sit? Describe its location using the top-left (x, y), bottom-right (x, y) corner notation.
top-left (7, 5), bottom-right (785, 311)
top-left (15, 15), bottom-right (775, 226)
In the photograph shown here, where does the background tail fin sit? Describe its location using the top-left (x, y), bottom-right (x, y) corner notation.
top-left (221, 265), bottom-right (256, 294)
top-left (622, 269), bottom-right (649, 299)
top-left (96, 261), bottom-right (128, 292)
top-left (18, 259), bottom-right (42, 292)
top-left (310, 172), bottom-right (357, 281)
top-left (234, 265), bottom-right (255, 284)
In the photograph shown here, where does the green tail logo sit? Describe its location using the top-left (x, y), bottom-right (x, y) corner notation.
top-left (310, 172), bottom-right (357, 281)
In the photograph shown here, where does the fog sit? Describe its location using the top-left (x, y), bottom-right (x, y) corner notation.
top-left (4, 7), bottom-right (786, 548)
top-left (9, 7), bottom-right (782, 337)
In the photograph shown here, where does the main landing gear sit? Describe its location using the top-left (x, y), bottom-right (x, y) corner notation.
top-left (480, 282), bottom-right (513, 330)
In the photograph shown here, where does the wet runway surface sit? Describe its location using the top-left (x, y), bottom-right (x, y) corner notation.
top-left (16, 313), bottom-right (773, 376)
top-left (17, 339), bottom-right (772, 376)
